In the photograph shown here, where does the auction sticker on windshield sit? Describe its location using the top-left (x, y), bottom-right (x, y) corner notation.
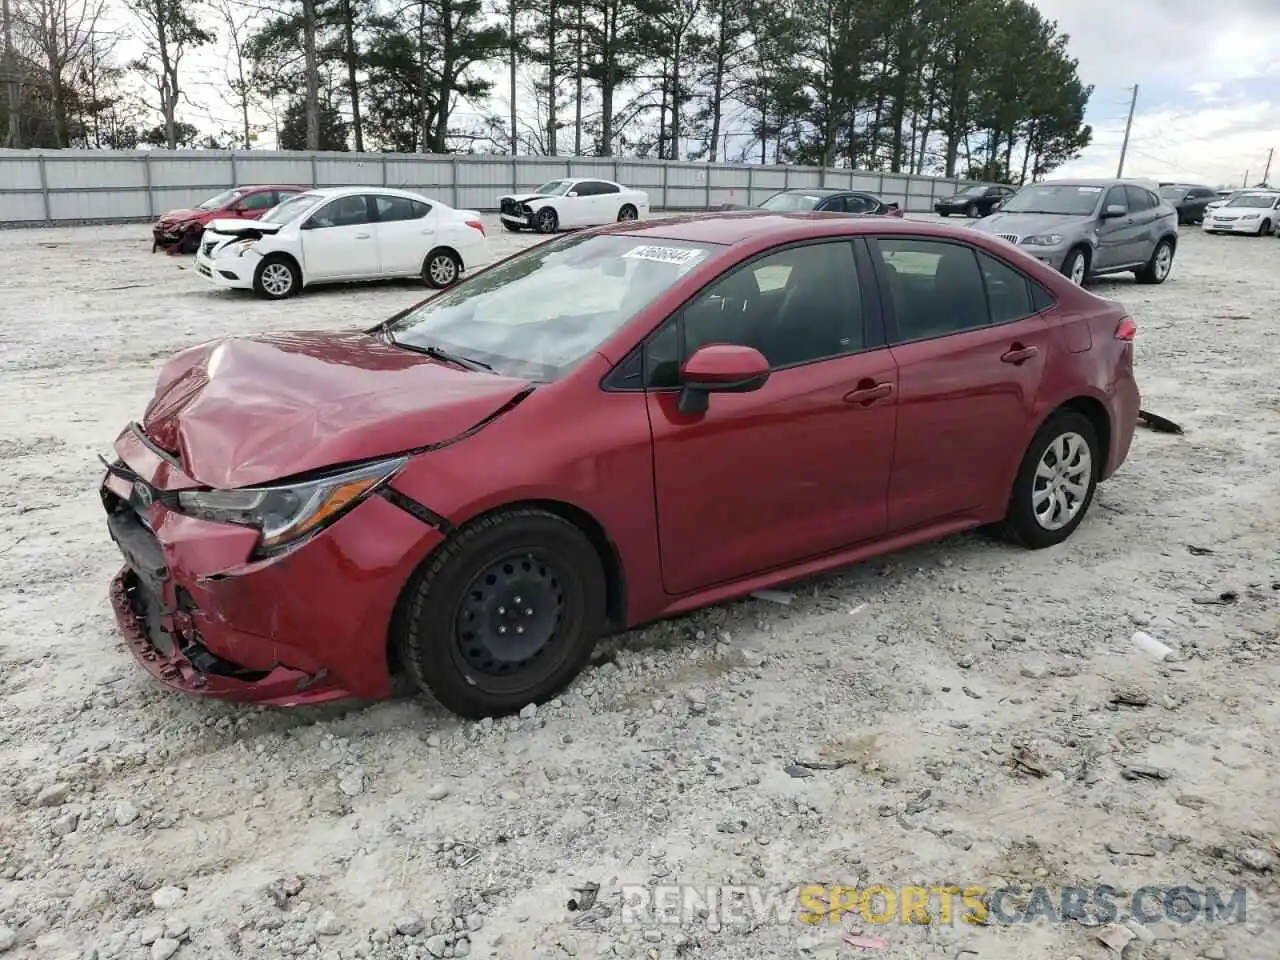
top-left (623, 245), bottom-right (706, 265)
top-left (1077, 187), bottom-right (1102, 193)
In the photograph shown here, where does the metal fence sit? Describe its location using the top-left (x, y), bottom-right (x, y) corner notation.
top-left (0, 149), bottom-right (987, 225)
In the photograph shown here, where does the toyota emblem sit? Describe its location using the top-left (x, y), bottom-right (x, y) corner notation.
top-left (134, 481), bottom-right (154, 507)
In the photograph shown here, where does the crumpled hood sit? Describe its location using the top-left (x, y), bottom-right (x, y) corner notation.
top-left (157, 208), bottom-right (207, 226)
top-left (973, 211), bottom-right (1086, 237)
top-left (139, 331), bottom-right (532, 489)
top-left (501, 193), bottom-right (555, 205)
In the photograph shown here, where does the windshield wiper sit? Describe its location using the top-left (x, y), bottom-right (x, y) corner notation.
top-left (394, 340), bottom-right (494, 372)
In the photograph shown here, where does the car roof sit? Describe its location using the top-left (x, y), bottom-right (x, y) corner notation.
top-left (234, 183), bottom-right (307, 191)
top-left (301, 185), bottom-right (430, 200)
top-left (598, 211), bottom-right (982, 246)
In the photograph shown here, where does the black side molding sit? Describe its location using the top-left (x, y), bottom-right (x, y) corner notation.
top-left (378, 487), bottom-right (454, 533)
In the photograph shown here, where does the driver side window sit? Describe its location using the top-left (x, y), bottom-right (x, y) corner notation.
top-left (644, 241), bottom-right (863, 388)
top-left (308, 195), bottom-right (370, 229)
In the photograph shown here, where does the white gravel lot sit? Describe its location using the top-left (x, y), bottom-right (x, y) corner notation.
top-left (0, 214), bottom-right (1278, 960)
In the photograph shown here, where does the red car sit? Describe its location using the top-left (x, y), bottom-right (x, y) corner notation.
top-left (151, 184), bottom-right (307, 255)
top-left (101, 212), bottom-right (1140, 717)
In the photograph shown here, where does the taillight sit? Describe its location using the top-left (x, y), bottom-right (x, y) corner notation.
top-left (465, 219), bottom-right (485, 237)
top-left (1115, 316), bottom-right (1137, 341)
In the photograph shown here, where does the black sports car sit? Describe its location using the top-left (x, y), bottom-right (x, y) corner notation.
top-left (934, 183), bottom-right (1017, 218)
top-left (746, 188), bottom-right (904, 217)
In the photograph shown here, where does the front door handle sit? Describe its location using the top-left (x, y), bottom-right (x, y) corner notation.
top-left (844, 381), bottom-right (894, 405)
top-left (354, 232), bottom-right (371, 239)
top-left (1001, 344), bottom-right (1039, 364)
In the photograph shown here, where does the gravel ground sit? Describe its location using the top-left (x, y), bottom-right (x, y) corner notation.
top-left (0, 214), bottom-right (1278, 960)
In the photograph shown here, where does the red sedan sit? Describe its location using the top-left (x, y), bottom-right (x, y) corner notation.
top-left (151, 184), bottom-right (306, 254)
top-left (101, 212), bottom-right (1140, 717)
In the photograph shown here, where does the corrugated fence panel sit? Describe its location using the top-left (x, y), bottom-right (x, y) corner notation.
top-left (147, 158), bottom-right (227, 188)
top-left (0, 149), bottom-right (1003, 224)
top-left (0, 155), bottom-right (44, 189)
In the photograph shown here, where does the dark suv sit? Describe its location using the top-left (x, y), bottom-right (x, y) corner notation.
top-left (934, 183), bottom-right (1017, 218)
top-left (1158, 184), bottom-right (1218, 225)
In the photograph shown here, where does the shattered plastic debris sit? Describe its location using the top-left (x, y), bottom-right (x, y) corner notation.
top-left (843, 933), bottom-right (890, 950)
top-left (1131, 631), bottom-right (1176, 661)
top-left (1137, 410), bottom-right (1184, 434)
top-left (1095, 923), bottom-right (1136, 952)
top-left (567, 882), bottom-right (599, 912)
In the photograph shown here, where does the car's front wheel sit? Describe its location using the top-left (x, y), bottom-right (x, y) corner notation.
top-left (535, 207), bottom-right (559, 234)
top-left (995, 410), bottom-right (1100, 549)
top-left (253, 255), bottom-right (300, 300)
top-left (965, 203), bottom-right (980, 218)
top-left (1061, 247), bottom-right (1090, 286)
top-left (502, 221), bottom-right (523, 232)
top-left (179, 229), bottom-right (203, 255)
top-left (395, 508), bottom-right (606, 718)
top-left (1259, 218), bottom-right (1273, 236)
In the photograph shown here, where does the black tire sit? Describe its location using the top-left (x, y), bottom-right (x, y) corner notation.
top-left (422, 248), bottom-right (461, 289)
top-left (617, 204), bottom-right (638, 222)
top-left (1135, 237), bottom-right (1175, 284)
top-left (534, 207), bottom-right (559, 234)
top-left (965, 203), bottom-right (980, 218)
top-left (995, 411), bottom-right (1101, 550)
top-left (179, 229), bottom-right (202, 255)
top-left (395, 508), bottom-right (606, 718)
top-left (938, 210), bottom-right (951, 217)
top-left (502, 220), bottom-right (523, 233)
top-left (252, 254), bottom-right (301, 300)
top-left (1260, 219), bottom-right (1273, 237)
top-left (1061, 246), bottom-right (1090, 286)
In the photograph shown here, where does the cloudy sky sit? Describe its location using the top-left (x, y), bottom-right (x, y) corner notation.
top-left (1029, 0), bottom-right (1280, 185)
top-left (104, 0), bottom-right (1278, 186)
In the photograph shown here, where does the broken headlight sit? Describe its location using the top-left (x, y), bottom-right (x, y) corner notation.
top-left (177, 456), bottom-right (407, 554)
top-left (228, 238), bottom-right (259, 257)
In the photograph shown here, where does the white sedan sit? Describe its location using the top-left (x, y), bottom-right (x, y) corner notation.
top-left (195, 186), bottom-right (489, 299)
top-left (1202, 191), bottom-right (1280, 236)
top-left (497, 178), bottom-right (649, 234)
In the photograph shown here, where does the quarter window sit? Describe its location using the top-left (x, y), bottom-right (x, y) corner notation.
top-left (645, 241), bottom-right (862, 387)
top-left (875, 238), bottom-right (990, 341)
top-left (977, 251), bottom-right (1034, 324)
top-left (1125, 185), bottom-right (1155, 211)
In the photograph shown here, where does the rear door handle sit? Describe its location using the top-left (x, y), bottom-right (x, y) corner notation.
top-left (1001, 344), bottom-right (1039, 364)
top-left (844, 382), bottom-right (894, 405)
top-left (355, 232), bottom-right (371, 239)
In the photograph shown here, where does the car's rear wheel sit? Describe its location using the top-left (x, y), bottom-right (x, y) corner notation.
top-left (535, 207), bottom-right (559, 234)
top-left (395, 508), bottom-right (605, 718)
top-left (1061, 247), bottom-right (1090, 286)
top-left (253, 255), bottom-right (300, 300)
top-left (965, 203), bottom-right (980, 218)
top-left (995, 411), bottom-right (1100, 549)
top-left (1134, 238), bottom-right (1174, 284)
top-left (422, 248), bottom-right (461, 289)
top-left (617, 204), bottom-right (638, 221)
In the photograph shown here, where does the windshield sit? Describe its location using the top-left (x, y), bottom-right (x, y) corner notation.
top-left (260, 192), bottom-right (326, 224)
top-left (1159, 186), bottom-right (1188, 199)
top-left (1225, 193), bottom-right (1278, 208)
top-left (534, 180), bottom-right (572, 196)
top-left (198, 188), bottom-right (243, 211)
top-left (997, 184), bottom-right (1103, 216)
top-left (385, 234), bottom-right (719, 380)
top-left (760, 192), bottom-right (823, 211)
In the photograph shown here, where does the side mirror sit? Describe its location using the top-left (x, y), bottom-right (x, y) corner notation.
top-left (566, 191), bottom-right (579, 198)
top-left (676, 344), bottom-right (770, 416)
top-left (1101, 204), bottom-right (1127, 219)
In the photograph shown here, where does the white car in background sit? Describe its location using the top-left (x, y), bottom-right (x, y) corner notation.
top-left (195, 186), bottom-right (489, 300)
top-left (1202, 191), bottom-right (1280, 236)
top-left (497, 178), bottom-right (649, 234)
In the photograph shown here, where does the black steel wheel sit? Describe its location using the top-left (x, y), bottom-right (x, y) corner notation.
top-left (395, 508), bottom-right (605, 718)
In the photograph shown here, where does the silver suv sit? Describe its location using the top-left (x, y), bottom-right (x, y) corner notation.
top-left (970, 179), bottom-right (1179, 285)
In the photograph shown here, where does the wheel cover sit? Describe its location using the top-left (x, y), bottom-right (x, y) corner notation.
top-left (1069, 255), bottom-right (1086, 285)
top-left (538, 209), bottom-right (556, 230)
top-left (1154, 244), bottom-right (1172, 279)
top-left (455, 553), bottom-right (566, 677)
top-left (619, 206), bottom-right (636, 220)
top-left (1032, 431), bottom-right (1092, 531)
top-left (261, 263), bottom-right (293, 296)
top-left (429, 255), bottom-right (457, 285)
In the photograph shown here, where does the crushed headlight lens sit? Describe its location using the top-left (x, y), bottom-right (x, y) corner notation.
top-left (230, 239), bottom-right (258, 256)
top-left (177, 456), bottom-right (407, 553)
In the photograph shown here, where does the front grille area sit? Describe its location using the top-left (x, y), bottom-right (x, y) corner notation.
top-left (996, 233), bottom-right (1020, 244)
top-left (202, 239), bottom-right (217, 256)
top-left (500, 198), bottom-right (518, 216)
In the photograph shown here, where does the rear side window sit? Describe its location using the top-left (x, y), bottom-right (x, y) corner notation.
top-left (1030, 283), bottom-right (1055, 312)
top-left (875, 238), bottom-right (990, 342)
top-left (977, 251), bottom-right (1034, 323)
top-left (375, 195), bottom-right (430, 221)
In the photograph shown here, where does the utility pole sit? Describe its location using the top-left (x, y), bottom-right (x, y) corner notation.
top-left (1243, 170), bottom-right (1249, 187)
top-left (1116, 85), bottom-right (1139, 178)
top-left (1262, 148), bottom-right (1274, 186)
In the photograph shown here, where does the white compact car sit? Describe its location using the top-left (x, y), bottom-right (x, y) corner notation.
top-left (195, 186), bottom-right (489, 299)
top-left (1202, 191), bottom-right (1280, 236)
top-left (497, 178), bottom-right (649, 234)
